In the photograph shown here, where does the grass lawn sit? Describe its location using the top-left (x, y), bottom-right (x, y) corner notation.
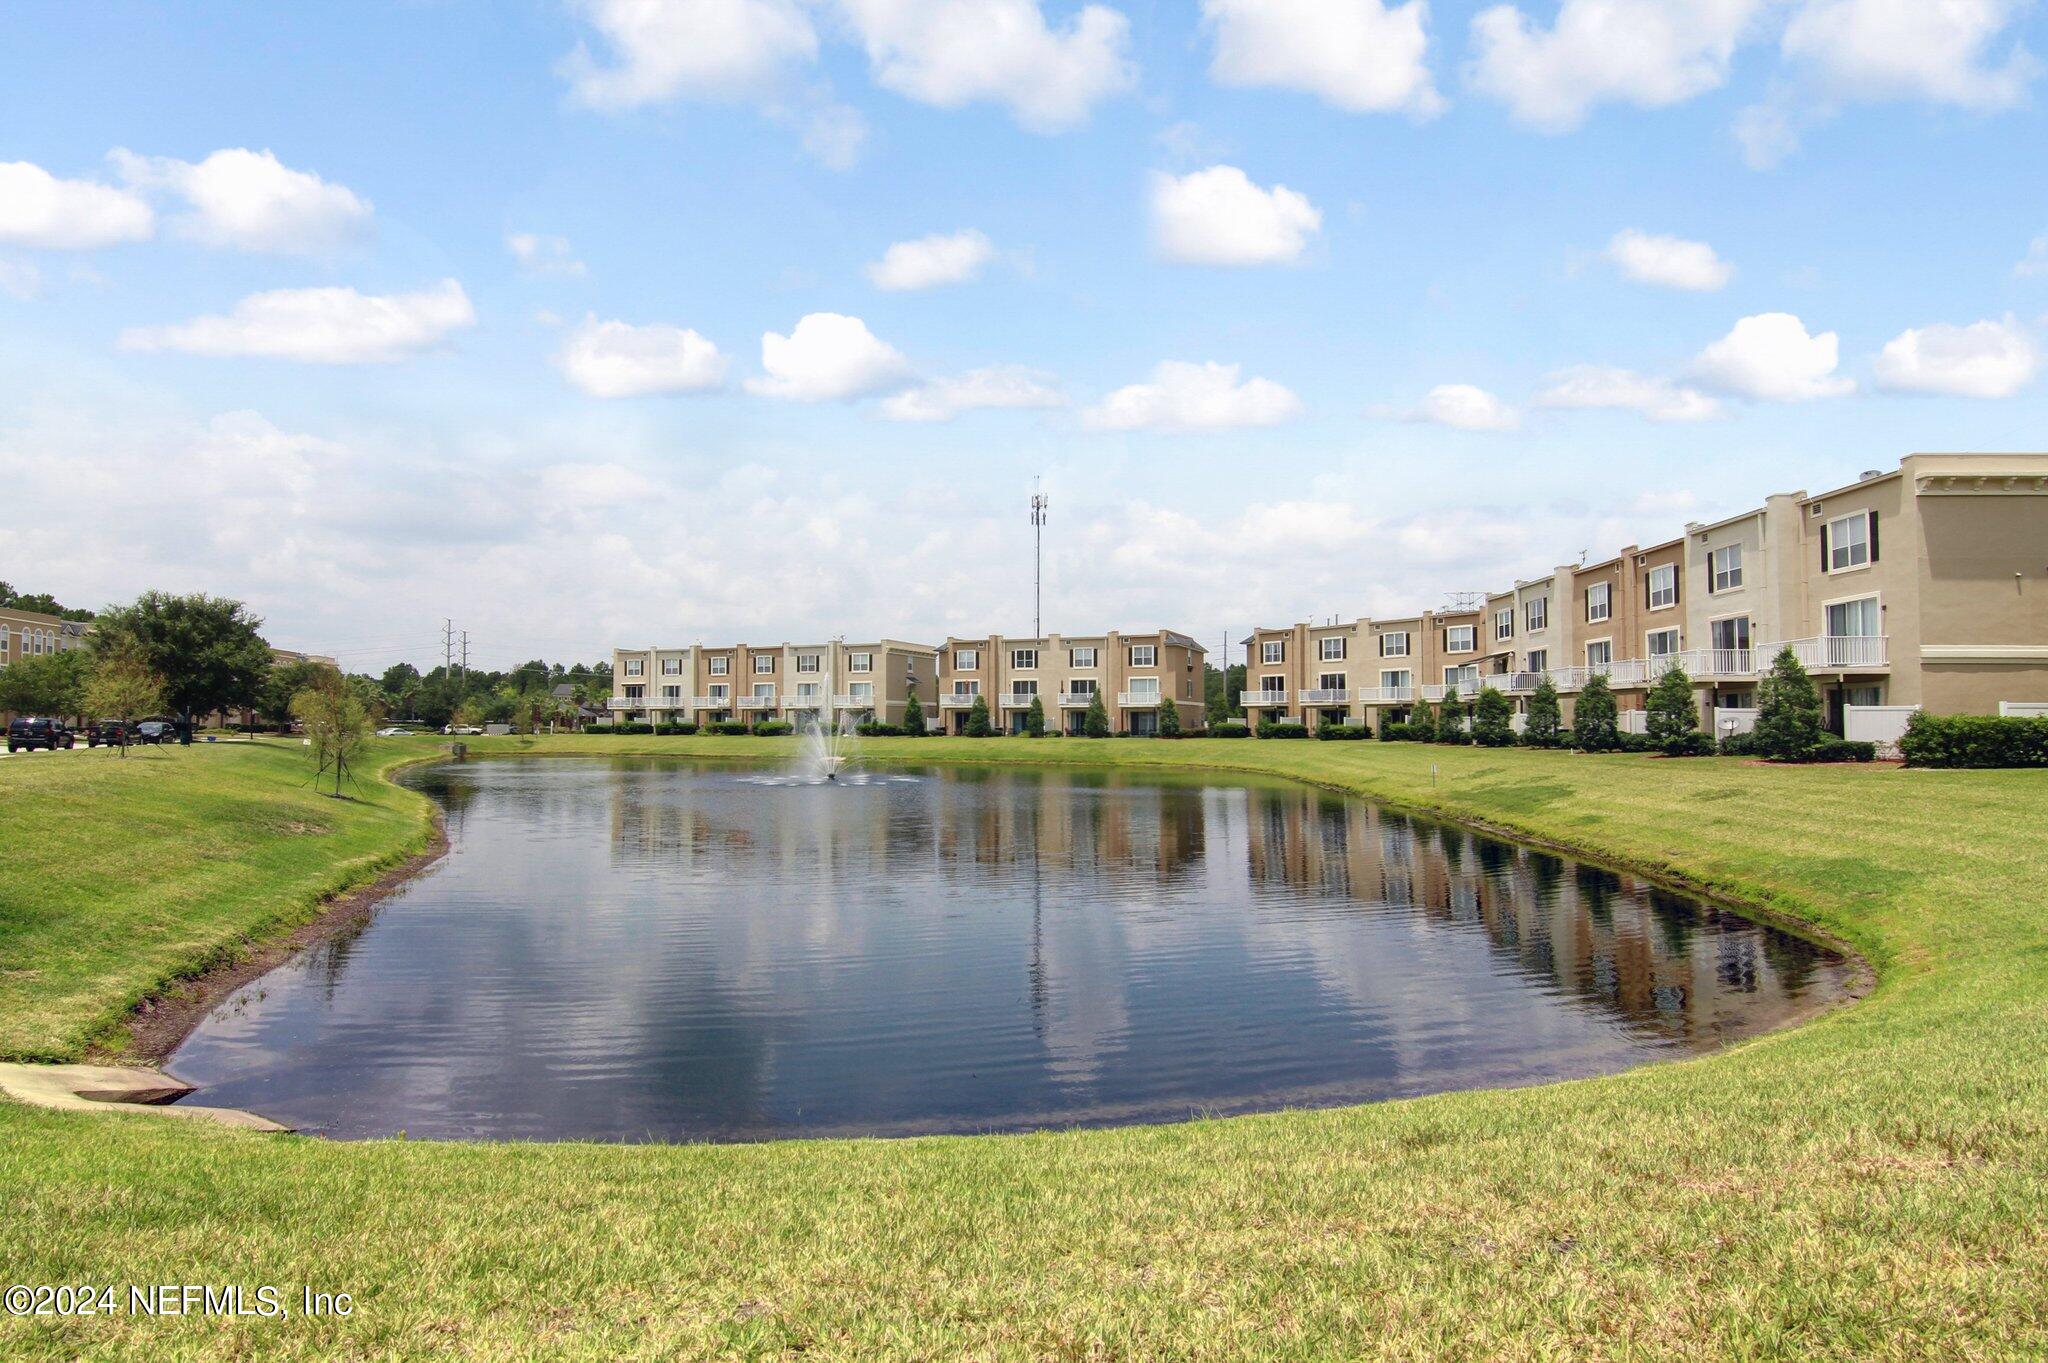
top-left (2, 733), bottom-right (2046, 1359)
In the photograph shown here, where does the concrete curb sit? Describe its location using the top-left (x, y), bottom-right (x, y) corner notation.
top-left (0, 1063), bottom-right (290, 1132)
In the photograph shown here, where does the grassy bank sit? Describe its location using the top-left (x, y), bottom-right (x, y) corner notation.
top-left (3, 735), bottom-right (2046, 1359)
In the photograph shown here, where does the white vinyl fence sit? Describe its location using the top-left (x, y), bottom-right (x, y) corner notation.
top-left (1714, 706), bottom-right (1758, 738)
top-left (1844, 704), bottom-right (1920, 757)
top-left (1999, 701), bottom-right (2048, 718)
top-left (1619, 710), bottom-right (1648, 735)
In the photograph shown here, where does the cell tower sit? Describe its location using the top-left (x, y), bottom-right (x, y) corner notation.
top-left (1030, 480), bottom-right (1049, 638)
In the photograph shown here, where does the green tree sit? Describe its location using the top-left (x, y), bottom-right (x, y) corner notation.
top-left (1472, 686), bottom-right (1512, 746)
top-left (93, 592), bottom-right (270, 726)
top-left (964, 693), bottom-right (993, 737)
top-left (1411, 699), bottom-right (1437, 741)
top-left (1754, 647), bottom-right (1823, 759)
top-left (1646, 665), bottom-right (1699, 749)
top-left (82, 645), bottom-right (167, 755)
top-left (291, 668), bottom-right (373, 797)
top-left (1156, 695), bottom-right (1182, 737)
top-left (1525, 677), bottom-right (1562, 747)
top-left (1574, 674), bottom-right (1619, 751)
top-left (901, 687), bottom-right (925, 737)
top-left (257, 659), bottom-right (332, 732)
top-left (0, 581), bottom-right (95, 622)
top-left (1024, 694), bottom-right (1047, 737)
top-left (1435, 687), bottom-right (1465, 742)
top-left (0, 649), bottom-right (91, 719)
top-left (1083, 690), bottom-right (1111, 738)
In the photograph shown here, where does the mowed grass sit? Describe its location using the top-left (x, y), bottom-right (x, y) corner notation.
top-left (2, 733), bottom-right (2046, 1360)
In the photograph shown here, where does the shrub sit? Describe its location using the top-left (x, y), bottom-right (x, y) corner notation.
top-left (585, 723), bottom-right (613, 734)
top-left (609, 722), bottom-right (653, 735)
top-left (1574, 675), bottom-right (1619, 751)
top-left (1379, 721), bottom-right (1421, 741)
top-left (1472, 687), bottom-right (1513, 746)
top-left (1209, 722), bottom-right (1252, 739)
top-left (710, 720), bottom-right (751, 736)
top-left (1256, 720), bottom-right (1310, 739)
top-left (855, 721), bottom-right (905, 737)
top-left (1156, 697), bottom-right (1183, 738)
top-left (1806, 737), bottom-right (1876, 763)
top-left (1525, 678), bottom-right (1562, 748)
top-left (1024, 694), bottom-right (1047, 738)
top-left (1717, 730), bottom-right (1759, 757)
top-left (901, 691), bottom-right (925, 736)
top-left (1755, 647), bottom-right (1823, 760)
top-left (750, 720), bottom-right (793, 736)
top-left (1435, 687), bottom-right (1466, 743)
top-left (1316, 723), bottom-right (1371, 741)
top-left (963, 694), bottom-right (994, 737)
top-left (1658, 731), bottom-right (1716, 757)
top-left (1900, 712), bottom-right (2048, 768)
top-left (1646, 665), bottom-right (1699, 750)
top-left (1083, 691), bottom-right (1111, 739)
top-left (653, 722), bottom-right (698, 736)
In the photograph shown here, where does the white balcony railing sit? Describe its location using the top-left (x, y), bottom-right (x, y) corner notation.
top-left (1058, 692), bottom-right (1096, 708)
top-left (999, 692), bottom-right (1042, 709)
top-left (1117, 691), bottom-right (1164, 707)
top-left (939, 692), bottom-right (980, 709)
top-left (1766, 635), bottom-right (1889, 671)
top-left (736, 695), bottom-right (775, 711)
top-left (830, 694), bottom-right (873, 709)
top-left (608, 695), bottom-right (640, 710)
top-left (1352, 686), bottom-right (1415, 704)
top-left (1240, 690), bottom-right (1289, 707)
top-left (1298, 689), bottom-right (1350, 705)
top-left (691, 695), bottom-right (727, 709)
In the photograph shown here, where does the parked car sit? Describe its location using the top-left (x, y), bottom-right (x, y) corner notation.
top-left (86, 721), bottom-right (131, 747)
top-left (442, 725), bottom-right (483, 736)
top-left (375, 726), bottom-right (417, 737)
top-left (7, 717), bottom-right (76, 752)
top-left (134, 720), bottom-right (175, 745)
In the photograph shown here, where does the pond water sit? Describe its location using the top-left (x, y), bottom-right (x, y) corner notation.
top-left (166, 757), bottom-right (1855, 1142)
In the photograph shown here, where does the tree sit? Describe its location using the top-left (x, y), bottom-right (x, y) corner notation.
top-left (0, 649), bottom-right (91, 719)
top-left (1024, 694), bottom-right (1047, 737)
top-left (1472, 686), bottom-right (1513, 746)
top-left (1646, 665), bottom-right (1699, 749)
top-left (901, 687), bottom-right (925, 737)
top-left (257, 659), bottom-right (331, 732)
top-left (82, 645), bottom-right (167, 757)
top-left (1574, 674), bottom-right (1619, 751)
top-left (1156, 695), bottom-right (1182, 737)
top-left (93, 592), bottom-right (270, 725)
top-left (1435, 686), bottom-right (1465, 742)
top-left (1083, 690), bottom-right (1111, 738)
top-left (0, 581), bottom-right (94, 622)
top-left (1754, 647), bottom-right (1823, 760)
top-left (965, 693), bottom-right (993, 737)
top-left (1412, 700), bottom-right (1437, 741)
top-left (292, 668), bottom-right (373, 797)
top-left (1525, 677), bottom-right (1562, 747)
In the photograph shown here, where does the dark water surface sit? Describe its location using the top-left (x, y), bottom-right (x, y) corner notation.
top-left (167, 757), bottom-right (1854, 1141)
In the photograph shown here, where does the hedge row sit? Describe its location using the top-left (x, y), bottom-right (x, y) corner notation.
top-left (1900, 712), bottom-right (2048, 768)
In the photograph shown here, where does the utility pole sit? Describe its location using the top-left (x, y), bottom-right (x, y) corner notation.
top-left (459, 631), bottom-right (470, 690)
top-left (1030, 479), bottom-right (1048, 638)
top-left (443, 618), bottom-right (455, 676)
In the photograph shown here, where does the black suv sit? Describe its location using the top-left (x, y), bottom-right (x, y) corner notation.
top-left (87, 721), bottom-right (131, 747)
top-left (7, 717), bottom-right (76, 752)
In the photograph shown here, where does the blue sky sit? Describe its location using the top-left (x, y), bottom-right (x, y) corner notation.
top-left (2, 0), bottom-right (2044, 673)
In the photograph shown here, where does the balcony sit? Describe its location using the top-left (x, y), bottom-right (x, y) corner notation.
top-left (999, 692), bottom-right (1042, 709)
top-left (939, 692), bottom-right (980, 709)
top-left (1298, 689), bottom-right (1350, 705)
top-left (1117, 691), bottom-right (1163, 707)
top-left (690, 696), bottom-right (727, 709)
top-left (608, 695), bottom-right (642, 710)
top-left (1767, 635), bottom-right (1889, 671)
top-left (1058, 692), bottom-right (1096, 708)
top-left (736, 695), bottom-right (775, 711)
top-left (784, 695), bottom-right (826, 711)
top-left (830, 694), bottom-right (873, 709)
top-left (1352, 686), bottom-right (1415, 704)
top-left (1240, 690), bottom-right (1289, 707)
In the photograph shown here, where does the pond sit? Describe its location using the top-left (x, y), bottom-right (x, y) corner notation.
top-left (166, 757), bottom-right (1856, 1142)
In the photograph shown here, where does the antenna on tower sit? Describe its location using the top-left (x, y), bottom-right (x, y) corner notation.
top-left (1030, 479), bottom-right (1049, 639)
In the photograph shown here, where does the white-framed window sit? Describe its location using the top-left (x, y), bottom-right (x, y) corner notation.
top-left (661, 684), bottom-right (681, 701)
top-left (1128, 677), bottom-right (1160, 697)
top-left (955, 648), bottom-right (979, 670)
top-left (709, 683), bottom-right (729, 700)
top-left (1827, 512), bottom-right (1872, 572)
top-left (796, 653), bottom-right (821, 673)
top-left (1648, 564), bottom-right (1677, 610)
top-left (1495, 608), bottom-right (1514, 641)
top-left (1717, 690), bottom-right (1754, 709)
top-left (752, 682), bottom-right (773, 698)
top-left (1710, 616), bottom-right (1751, 652)
top-left (1826, 595), bottom-right (1880, 638)
top-left (661, 657), bottom-right (683, 675)
top-left (1525, 597), bottom-right (1548, 631)
top-left (953, 680), bottom-right (980, 696)
top-left (1318, 672), bottom-right (1346, 691)
top-left (1443, 664), bottom-right (1480, 689)
top-left (624, 658), bottom-right (645, 677)
top-left (848, 652), bottom-right (872, 673)
top-left (1379, 631), bottom-right (1410, 658)
top-left (1259, 674), bottom-right (1287, 694)
top-left (1261, 640), bottom-right (1284, 664)
top-left (1586, 582), bottom-right (1612, 623)
top-left (1070, 647), bottom-right (1098, 669)
top-left (1319, 636), bottom-right (1346, 661)
top-left (1446, 625), bottom-right (1476, 653)
top-left (1068, 679), bottom-right (1098, 697)
top-left (753, 655), bottom-right (775, 674)
top-left (796, 683), bottom-right (821, 702)
top-left (1526, 649), bottom-right (1547, 672)
top-left (1845, 684), bottom-right (1884, 707)
top-left (1380, 669), bottom-right (1411, 690)
top-left (623, 684), bottom-right (644, 700)
top-left (849, 682), bottom-right (874, 703)
top-left (1011, 648), bottom-right (1038, 670)
top-left (1011, 679), bottom-right (1038, 697)
top-left (709, 656), bottom-right (730, 675)
top-left (1710, 544), bottom-right (1743, 592)
top-left (1647, 627), bottom-right (1680, 657)
top-left (1586, 639), bottom-right (1613, 668)
top-left (1130, 644), bottom-right (1157, 667)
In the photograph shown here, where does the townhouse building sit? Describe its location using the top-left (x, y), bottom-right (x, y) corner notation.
top-left (933, 629), bottom-right (1208, 735)
top-left (610, 639), bottom-right (936, 729)
top-left (0, 606), bottom-right (92, 723)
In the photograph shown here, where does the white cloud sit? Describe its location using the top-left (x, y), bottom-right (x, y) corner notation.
top-left (119, 279), bottom-right (476, 364)
top-left (109, 148), bottom-right (371, 254)
top-left (1468, 0), bottom-right (1764, 132)
top-left (1202, 0), bottom-right (1444, 117)
top-left (1537, 365), bottom-right (1721, 422)
top-left (1151, 165), bottom-right (1321, 266)
top-left (557, 317), bottom-right (728, 397)
top-left (1396, 383), bottom-right (1521, 431)
top-left (508, 232), bottom-right (588, 277)
top-left (866, 229), bottom-right (995, 290)
top-left (1781, 0), bottom-right (2037, 109)
top-left (1605, 229), bottom-right (1733, 290)
top-left (745, 312), bottom-right (911, 401)
top-left (0, 259), bottom-right (41, 299)
top-left (562, 0), bottom-right (819, 107)
top-left (1691, 311), bottom-right (1854, 401)
top-left (2017, 233), bottom-right (2048, 278)
top-left (1873, 317), bottom-right (2039, 397)
top-left (879, 365), bottom-right (1063, 421)
top-left (832, 0), bottom-right (1136, 132)
top-left (0, 161), bottom-right (153, 250)
top-left (1083, 360), bottom-right (1303, 433)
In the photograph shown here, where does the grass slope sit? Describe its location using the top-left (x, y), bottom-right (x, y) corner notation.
top-left (2, 734), bottom-right (2045, 1360)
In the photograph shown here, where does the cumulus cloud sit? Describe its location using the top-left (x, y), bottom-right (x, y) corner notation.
top-left (1873, 317), bottom-right (2039, 397)
top-left (1605, 229), bottom-right (1733, 291)
top-left (1468, 0), bottom-right (1764, 132)
top-left (1537, 365), bottom-right (1721, 422)
top-left (557, 317), bottom-right (728, 397)
top-left (0, 161), bottom-right (153, 250)
top-left (561, 0), bottom-right (819, 106)
top-left (1392, 383), bottom-right (1522, 431)
top-left (1781, 0), bottom-right (2037, 109)
top-left (1202, 0), bottom-right (1444, 117)
top-left (745, 312), bottom-right (911, 401)
top-left (866, 229), bottom-right (995, 290)
top-left (832, 0), bottom-right (1136, 132)
top-left (1083, 360), bottom-right (1303, 433)
top-left (507, 232), bottom-right (588, 278)
top-left (880, 365), bottom-right (1063, 421)
top-left (109, 148), bottom-right (371, 254)
top-left (119, 279), bottom-right (476, 364)
top-left (1151, 165), bottom-right (1321, 266)
top-left (1691, 311), bottom-right (1854, 401)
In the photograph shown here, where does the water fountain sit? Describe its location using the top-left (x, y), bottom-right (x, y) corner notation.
top-left (797, 710), bottom-right (860, 783)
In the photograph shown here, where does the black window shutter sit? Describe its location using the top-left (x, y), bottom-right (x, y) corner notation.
top-left (1868, 511), bottom-right (1879, 562)
top-left (1673, 569), bottom-right (1680, 605)
top-left (1819, 522), bottom-right (1829, 572)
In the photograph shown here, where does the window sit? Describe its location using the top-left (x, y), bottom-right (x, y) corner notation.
top-left (1130, 645), bottom-right (1157, 667)
top-left (1526, 649), bottom-right (1547, 672)
top-left (796, 683), bottom-right (821, 702)
top-left (1495, 608), bottom-right (1514, 641)
top-left (624, 684), bottom-right (644, 701)
top-left (1070, 647), bottom-right (1098, 669)
top-left (1826, 596), bottom-right (1880, 638)
top-left (1379, 631), bottom-right (1409, 657)
top-left (709, 656), bottom-right (730, 675)
top-left (1318, 672), bottom-right (1346, 691)
top-left (1259, 675), bottom-right (1287, 694)
top-left (753, 655), bottom-right (775, 674)
top-left (796, 653), bottom-right (821, 673)
top-left (1717, 690), bottom-right (1753, 709)
top-left (1011, 648), bottom-right (1038, 670)
top-left (955, 648), bottom-right (979, 669)
top-left (1711, 544), bottom-right (1743, 592)
top-left (624, 659), bottom-right (645, 677)
top-left (1586, 640), bottom-right (1613, 668)
top-left (1319, 636), bottom-right (1346, 661)
top-left (1380, 669), bottom-right (1411, 691)
top-left (1444, 665), bottom-right (1479, 689)
top-left (1647, 627), bottom-right (1680, 657)
top-left (1129, 677), bottom-right (1160, 697)
top-left (1261, 640), bottom-right (1284, 664)
top-left (1011, 679), bottom-right (1038, 697)
top-left (849, 682), bottom-right (873, 703)
top-left (661, 657), bottom-right (683, 676)
top-left (1710, 616), bottom-right (1750, 653)
top-left (1826, 512), bottom-right (1873, 571)
top-left (1525, 597), bottom-right (1548, 631)
top-left (953, 680), bottom-right (980, 696)
top-left (1846, 684), bottom-right (1884, 707)
top-left (1068, 679), bottom-right (1098, 697)
top-left (709, 683), bottom-right (729, 700)
top-left (1445, 625), bottom-right (1476, 653)
top-left (1648, 564), bottom-right (1677, 610)
top-left (1586, 582), bottom-right (1612, 623)
top-left (848, 652), bottom-right (872, 673)
top-left (752, 683), bottom-right (773, 699)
